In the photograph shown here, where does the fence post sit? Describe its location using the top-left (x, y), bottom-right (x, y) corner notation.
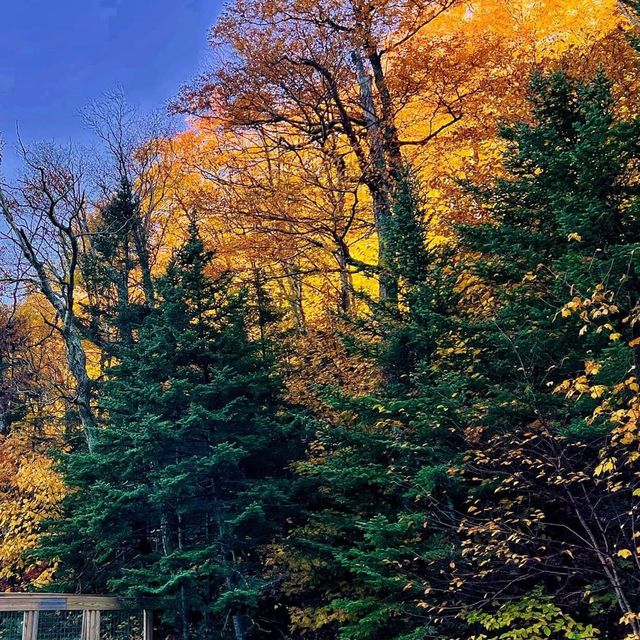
top-left (81, 610), bottom-right (101, 640)
top-left (21, 611), bottom-right (38, 640)
top-left (143, 609), bottom-right (153, 640)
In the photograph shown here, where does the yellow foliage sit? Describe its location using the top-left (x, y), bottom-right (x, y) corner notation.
top-left (0, 424), bottom-right (66, 589)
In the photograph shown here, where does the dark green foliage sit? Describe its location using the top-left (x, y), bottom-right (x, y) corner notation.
top-left (284, 70), bottom-right (640, 640)
top-left (81, 179), bottom-right (152, 354)
top-left (451, 70), bottom-right (640, 635)
top-left (459, 70), bottom-right (640, 436)
top-left (40, 224), bottom-right (305, 639)
top-left (285, 176), bottom-right (468, 640)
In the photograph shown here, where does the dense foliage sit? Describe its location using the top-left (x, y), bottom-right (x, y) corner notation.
top-left (39, 225), bottom-right (305, 638)
top-left (0, 1), bottom-right (639, 640)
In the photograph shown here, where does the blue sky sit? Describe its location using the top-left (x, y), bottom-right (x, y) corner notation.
top-left (0, 0), bottom-right (222, 178)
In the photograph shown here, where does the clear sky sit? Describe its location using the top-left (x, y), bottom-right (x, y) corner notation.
top-left (0, 0), bottom-right (222, 178)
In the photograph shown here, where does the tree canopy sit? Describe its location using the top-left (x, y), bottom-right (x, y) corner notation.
top-left (0, 2), bottom-right (639, 639)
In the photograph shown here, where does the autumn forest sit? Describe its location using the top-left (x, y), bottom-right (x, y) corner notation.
top-left (1, 0), bottom-right (640, 638)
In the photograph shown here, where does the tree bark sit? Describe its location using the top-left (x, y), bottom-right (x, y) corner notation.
top-left (336, 241), bottom-right (353, 313)
top-left (0, 186), bottom-right (98, 450)
top-left (62, 319), bottom-right (98, 450)
top-left (351, 50), bottom-right (398, 302)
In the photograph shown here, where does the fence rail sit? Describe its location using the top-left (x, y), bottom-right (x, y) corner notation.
top-left (0, 594), bottom-right (151, 640)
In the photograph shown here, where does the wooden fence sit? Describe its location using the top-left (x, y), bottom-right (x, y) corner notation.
top-left (0, 594), bottom-right (152, 640)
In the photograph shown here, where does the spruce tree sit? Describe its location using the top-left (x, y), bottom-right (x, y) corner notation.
top-left (285, 175), bottom-right (468, 640)
top-left (457, 70), bottom-right (640, 433)
top-left (451, 70), bottom-right (640, 636)
top-left (40, 224), bottom-right (304, 640)
top-left (81, 178), bottom-right (152, 355)
top-left (284, 70), bottom-right (640, 639)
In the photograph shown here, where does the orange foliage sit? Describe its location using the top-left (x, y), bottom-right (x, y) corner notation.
top-left (165, 0), bottom-right (631, 327)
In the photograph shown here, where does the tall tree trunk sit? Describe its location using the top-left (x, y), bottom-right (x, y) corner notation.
top-left (287, 266), bottom-right (306, 333)
top-left (229, 585), bottom-right (248, 640)
top-left (336, 240), bottom-right (353, 313)
top-left (178, 514), bottom-right (190, 640)
top-left (63, 318), bottom-right (97, 451)
top-left (132, 221), bottom-right (156, 306)
top-left (351, 50), bottom-right (398, 302)
top-left (116, 252), bottom-right (134, 347)
top-left (213, 496), bottom-right (248, 640)
top-left (365, 48), bottom-right (404, 181)
top-left (328, 146), bottom-right (354, 313)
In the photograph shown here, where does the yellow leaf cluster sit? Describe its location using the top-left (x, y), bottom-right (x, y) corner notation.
top-left (0, 425), bottom-right (66, 589)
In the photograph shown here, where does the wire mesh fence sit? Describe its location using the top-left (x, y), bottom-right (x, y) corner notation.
top-left (0, 594), bottom-right (149, 640)
top-left (0, 608), bottom-right (146, 640)
top-left (37, 610), bottom-right (83, 640)
top-left (0, 611), bottom-right (23, 640)
top-left (100, 612), bottom-right (143, 640)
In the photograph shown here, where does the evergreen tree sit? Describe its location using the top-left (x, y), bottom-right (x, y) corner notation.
top-left (283, 175), bottom-right (468, 640)
top-left (81, 178), bottom-right (153, 356)
top-left (283, 70), bottom-right (640, 640)
top-left (40, 224), bottom-right (304, 640)
top-left (458, 70), bottom-right (640, 433)
top-left (451, 70), bottom-right (640, 637)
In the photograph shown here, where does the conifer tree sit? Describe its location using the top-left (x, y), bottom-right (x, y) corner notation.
top-left (284, 175), bottom-right (468, 640)
top-left (40, 224), bottom-right (304, 640)
top-left (451, 70), bottom-right (640, 637)
top-left (81, 178), bottom-right (152, 356)
top-left (283, 70), bottom-right (640, 639)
